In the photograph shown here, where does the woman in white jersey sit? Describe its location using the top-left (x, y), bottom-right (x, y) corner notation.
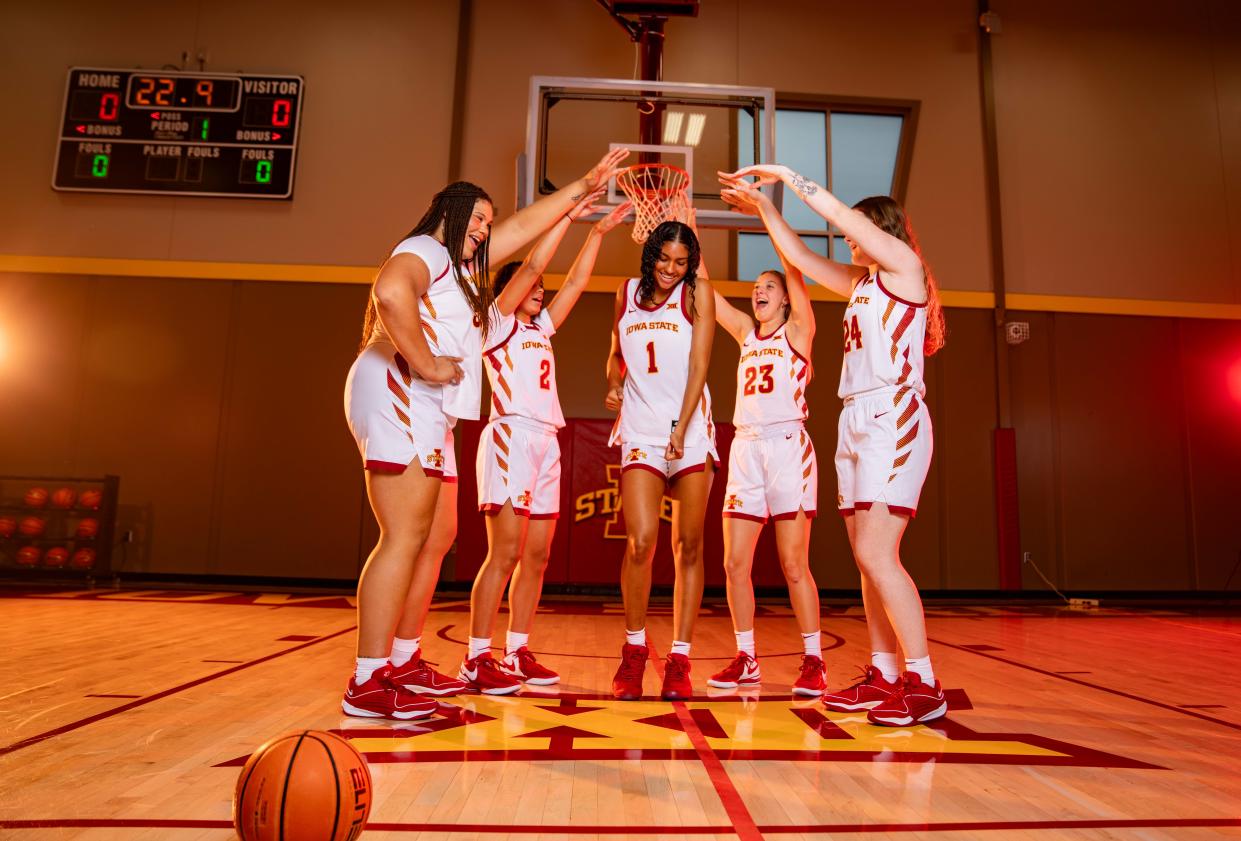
top-left (341, 148), bottom-right (629, 719)
top-left (723, 167), bottom-right (948, 726)
top-left (459, 199), bottom-right (631, 695)
top-left (703, 211), bottom-right (828, 697)
top-left (605, 220), bottom-right (716, 702)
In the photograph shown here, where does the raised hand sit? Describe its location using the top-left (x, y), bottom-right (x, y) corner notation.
top-left (583, 147), bottom-right (631, 192)
top-left (721, 163), bottom-right (794, 188)
top-left (719, 178), bottom-right (766, 217)
top-left (568, 187), bottom-right (608, 221)
top-left (595, 200), bottom-right (632, 235)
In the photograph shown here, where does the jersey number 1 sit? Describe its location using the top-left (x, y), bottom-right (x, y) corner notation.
top-left (645, 341), bottom-right (658, 374)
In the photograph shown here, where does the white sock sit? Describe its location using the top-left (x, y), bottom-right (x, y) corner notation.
top-left (734, 628), bottom-right (756, 658)
top-left (468, 637), bottom-right (491, 659)
top-left (354, 656), bottom-right (388, 685)
top-left (625, 627), bottom-right (647, 646)
top-left (505, 630), bottom-right (529, 655)
top-left (389, 636), bottom-right (420, 667)
top-left (670, 639), bottom-right (690, 657)
top-left (801, 631), bottom-right (821, 657)
top-left (905, 655), bottom-right (935, 684)
top-left (872, 651), bottom-right (901, 682)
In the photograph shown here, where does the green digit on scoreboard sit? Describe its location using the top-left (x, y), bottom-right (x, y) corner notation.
top-left (91, 154), bottom-right (109, 178)
top-left (256, 160), bottom-right (272, 183)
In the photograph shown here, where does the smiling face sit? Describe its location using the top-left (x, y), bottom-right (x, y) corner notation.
top-left (517, 278), bottom-right (544, 321)
top-left (844, 234), bottom-right (875, 268)
top-left (751, 271), bottom-right (789, 326)
top-left (462, 198), bottom-right (494, 260)
top-left (653, 240), bottom-right (690, 292)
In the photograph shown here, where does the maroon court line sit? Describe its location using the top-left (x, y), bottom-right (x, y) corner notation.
top-left (670, 699), bottom-right (763, 841)
top-left (928, 636), bottom-right (1241, 733)
top-left (0, 625), bottom-right (357, 757)
top-left (5, 817), bottom-right (1240, 834)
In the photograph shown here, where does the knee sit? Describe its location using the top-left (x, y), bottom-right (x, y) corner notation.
top-left (674, 532), bottom-right (703, 562)
top-left (852, 543), bottom-right (892, 579)
top-left (377, 526), bottom-right (430, 557)
top-left (519, 548), bottom-right (550, 574)
top-left (779, 552), bottom-right (808, 585)
top-left (627, 531), bottom-right (658, 564)
top-left (723, 552), bottom-right (751, 581)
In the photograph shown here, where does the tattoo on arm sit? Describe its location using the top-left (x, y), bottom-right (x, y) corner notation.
top-left (570, 193), bottom-right (584, 202)
top-left (790, 173), bottom-right (818, 198)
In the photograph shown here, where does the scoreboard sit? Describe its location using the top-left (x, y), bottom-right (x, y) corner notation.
top-left (52, 67), bottom-right (304, 199)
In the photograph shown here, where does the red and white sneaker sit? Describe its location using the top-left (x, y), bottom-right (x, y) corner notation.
top-left (458, 652), bottom-right (522, 695)
top-left (342, 665), bottom-right (439, 720)
top-left (612, 643), bottom-right (649, 700)
top-left (660, 653), bottom-right (693, 701)
top-left (822, 665), bottom-right (899, 712)
top-left (866, 672), bottom-right (948, 726)
top-left (500, 646), bottom-right (560, 685)
top-left (388, 651), bottom-right (469, 696)
top-left (792, 654), bottom-right (827, 696)
top-left (707, 652), bottom-right (761, 688)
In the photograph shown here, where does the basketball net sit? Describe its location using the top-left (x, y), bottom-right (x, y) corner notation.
top-left (615, 163), bottom-right (690, 244)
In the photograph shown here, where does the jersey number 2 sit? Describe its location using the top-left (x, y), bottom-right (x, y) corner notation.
top-left (843, 315), bottom-right (864, 352)
top-left (539, 359), bottom-right (551, 390)
top-left (743, 364), bottom-right (774, 396)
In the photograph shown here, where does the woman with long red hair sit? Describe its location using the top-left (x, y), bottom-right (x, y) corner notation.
top-left (722, 166), bottom-right (948, 725)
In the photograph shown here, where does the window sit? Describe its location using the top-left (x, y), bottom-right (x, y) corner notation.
top-left (733, 95), bottom-right (919, 283)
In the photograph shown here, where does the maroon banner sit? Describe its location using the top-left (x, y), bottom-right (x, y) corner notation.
top-left (455, 419), bottom-right (787, 588)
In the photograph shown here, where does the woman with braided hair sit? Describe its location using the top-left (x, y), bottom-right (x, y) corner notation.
top-left (341, 148), bottom-right (628, 719)
top-left (605, 220), bottom-right (717, 702)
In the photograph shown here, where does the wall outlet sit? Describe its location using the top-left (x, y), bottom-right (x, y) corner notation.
top-left (1069, 598), bottom-right (1099, 609)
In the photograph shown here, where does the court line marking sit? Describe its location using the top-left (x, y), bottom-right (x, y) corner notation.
top-left (670, 699), bottom-right (763, 841)
top-left (0, 626), bottom-right (356, 757)
top-left (927, 635), bottom-right (1241, 732)
top-left (4, 817), bottom-right (1240, 834)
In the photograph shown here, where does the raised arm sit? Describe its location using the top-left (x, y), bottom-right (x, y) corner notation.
top-left (496, 189), bottom-right (604, 317)
top-left (604, 282), bottom-right (628, 412)
top-left (372, 254), bottom-right (463, 385)
top-left (666, 279), bottom-right (715, 460)
top-left (729, 164), bottom-right (924, 300)
top-left (720, 175), bottom-right (862, 299)
top-left (489, 148), bottom-right (629, 264)
top-left (546, 201), bottom-right (630, 330)
top-left (712, 290), bottom-right (753, 345)
top-left (774, 241), bottom-right (815, 360)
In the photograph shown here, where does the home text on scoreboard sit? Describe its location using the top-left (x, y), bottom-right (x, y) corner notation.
top-left (52, 67), bottom-right (304, 199)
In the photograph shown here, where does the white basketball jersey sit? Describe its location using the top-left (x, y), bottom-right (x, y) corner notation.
top-left (610, 278), bottom-right (713, 447)
top-left (367, 234), bottom-right (485, 421)
top-left (483, 309), bottom-right (564, 429)
top-left (838, 272), bottom-right (927, 400)
top-left (733, 324), bottom-right (810, 433)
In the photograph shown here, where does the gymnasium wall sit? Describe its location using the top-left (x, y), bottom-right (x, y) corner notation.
top-left (1, 0), bottom-right (1239, 590)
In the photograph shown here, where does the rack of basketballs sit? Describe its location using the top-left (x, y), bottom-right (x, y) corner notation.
top-left (0, 475), bottom-right (120, 577)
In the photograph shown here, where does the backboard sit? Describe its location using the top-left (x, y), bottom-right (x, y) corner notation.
top-left (519, 76), bottom-right (779, 231)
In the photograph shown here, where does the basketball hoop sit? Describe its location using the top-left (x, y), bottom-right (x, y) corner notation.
top-left (615, 163), bottom-right (690, 244)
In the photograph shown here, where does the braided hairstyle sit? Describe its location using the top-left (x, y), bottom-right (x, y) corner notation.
top-left (359, 181), bottom-right (495, 350)
top-left (637, 221), bottom-right (701, 319)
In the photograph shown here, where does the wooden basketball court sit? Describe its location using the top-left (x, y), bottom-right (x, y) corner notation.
top-left (2, 588), bottom-right (1238, 840)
